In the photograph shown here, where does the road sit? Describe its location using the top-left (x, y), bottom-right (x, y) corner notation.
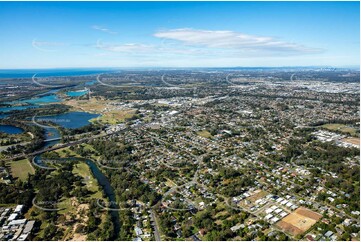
top-left (150, 210), bottom-right (161, 241)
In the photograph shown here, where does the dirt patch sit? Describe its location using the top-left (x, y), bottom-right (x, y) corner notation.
top-left (342, 138), bottom-right (360, 146)
top-left (276, 207), bottom-right (322, 237)
top-left (277, 221), bottom-right (303, 236)
top-left (72, 231), bottom-right (86, 241)
top-left (296, 207), bottom-right (322, 220)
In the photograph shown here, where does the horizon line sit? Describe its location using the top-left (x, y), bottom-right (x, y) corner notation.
top-left (0, 65), bottom-right (359, 70)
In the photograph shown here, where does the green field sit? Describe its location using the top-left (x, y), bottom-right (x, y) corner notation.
top-left (197, 130), bottom-right (213, 138)
top-left (73, 162), bottom-right (103, 199)
top-left (321, 123), bottom-right (358, 136)
top-left (7, 159), bottom-right (35, 181)
top-left (94, 109), bottom-right (136, 125)
top-left (55, 147), bottom-right (80, 158)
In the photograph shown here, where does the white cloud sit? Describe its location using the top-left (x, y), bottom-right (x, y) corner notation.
top-left (154, 28), bottom-right (323, 54)
top-left (32, 39), bottom-right (67, 52)
top-left (92, 25), bottom-right (117, 34)
top-left (96, 40), bottom-right (154, 53)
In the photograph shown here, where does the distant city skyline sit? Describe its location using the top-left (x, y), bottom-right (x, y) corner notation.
top-left (0, 1), bottom-right (359, 68)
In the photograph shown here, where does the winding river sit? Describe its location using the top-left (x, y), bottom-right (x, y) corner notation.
top-left (33, 124), bottom-right (120, 238)
top-left (2, 77), bottom-right (120, 238)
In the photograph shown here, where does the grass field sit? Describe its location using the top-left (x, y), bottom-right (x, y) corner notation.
top-left (321, 123), bottom-right (358, 136)
top-left (277, 207), bottom-right (322, 237)
top-left (7, 159), bottom-right (35, 181)
top-left (95, 109), bottom-right (136, 124)
top-left (197, 130), bottom-right (213, 138)
top-left (73, 162), bottom-right (103, 199)
top-left (54, 147), bottom-right (80, 158)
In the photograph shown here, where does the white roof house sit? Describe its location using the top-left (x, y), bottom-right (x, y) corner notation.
top-left (7, 213), bottom-right (18, 221)
top-left (264, 214), bottom-right (273, 220)
top-left (325, 231), bottom-right (334, 237)
top-left (281, 200), bottom-right (288, 205)
top-left (8, 219), bottom-right (26, 226)
top-left (271, 205), bottom-right (278, 210)
top-left (291, 205), bottom-right (298, 210)
top-left (275, 208), bottom-right (283, 214)
top-left (230, 224), bottom-right (243, 232)
top-left (271, 217), bottom-right (280, 223)
top-left (14, 205), bottom-right (24, 214)
top-left (265, 207), bottom-right (274, 214)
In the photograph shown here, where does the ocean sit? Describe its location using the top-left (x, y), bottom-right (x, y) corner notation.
top-left (0, 68), bottom-right (116, 78)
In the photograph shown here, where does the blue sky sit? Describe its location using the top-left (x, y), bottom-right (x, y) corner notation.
top-left (0, 1), bottom-right (359, 68)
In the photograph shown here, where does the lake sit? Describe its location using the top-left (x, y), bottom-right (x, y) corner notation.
top-left (36, 111), bottom-right (99, 129)
top-left (0, 125), bottom-right (24, 134)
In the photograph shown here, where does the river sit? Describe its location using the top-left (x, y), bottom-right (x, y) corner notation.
top-left (33, 127), bottom-right (120, 239)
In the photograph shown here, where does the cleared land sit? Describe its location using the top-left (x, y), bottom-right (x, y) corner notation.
top-left (342, 137), bottom-right (360, 146)
top-left (7, 159), bottom-right (35, 181)
top-left (321, 123), bottom-right (358, 136)
top-left (276, 207), bottom-right (322, 237)
top-left (63, 97), bottom-right (108, 113)
top-left (247, 190), bottom-right (269, 203)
